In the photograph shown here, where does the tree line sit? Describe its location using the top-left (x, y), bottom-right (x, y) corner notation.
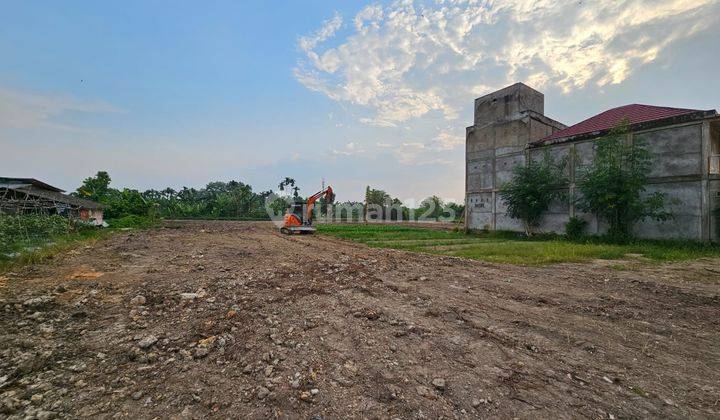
top-left (74, 172), bottom-right (272, 222)
top-left (363, 187), bottom-right (464, 222)
top-left (74, 173), bottom-right (465, 224)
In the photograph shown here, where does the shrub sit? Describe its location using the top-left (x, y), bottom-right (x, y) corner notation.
top-left (565, 216), bottom-right (588, 240)
top-left (108, 215), bottom-right (155, 229)
top-left (0, 215), bottom-right (72, 253)
top-left (499, 152), bottom-right (567, 236)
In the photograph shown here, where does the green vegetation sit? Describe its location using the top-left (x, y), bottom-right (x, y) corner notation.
top-left (0, 214), bottom-right (71, 255)
top-left (576, 123), bottom-right (672, 242)
top-left (107, 215), bottom-right (157, 229)
top-left (0, 214), bottom-right (109, 271)
top-left (565, 216), bottom-right (588, 240)
top-left (76, 171), bottom-right (271, 222)
top-left (499, 152), bottom-right (567, 236)
top-left (364, 186), bottom-right (463, 222)
top-left (316, 223), bottom-right (720, 265)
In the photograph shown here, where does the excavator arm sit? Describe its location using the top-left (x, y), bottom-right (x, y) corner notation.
top-left (305, 186), bottom-right (334, 224)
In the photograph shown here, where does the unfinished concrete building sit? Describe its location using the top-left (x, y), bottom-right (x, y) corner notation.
top-left (465, 83), bottom-right (720, 241)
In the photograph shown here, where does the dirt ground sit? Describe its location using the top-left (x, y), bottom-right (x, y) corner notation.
top-left (1, 221), bottom-right (719, 419)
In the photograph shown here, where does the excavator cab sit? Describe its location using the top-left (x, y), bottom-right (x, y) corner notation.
top-left (288, 202), bottom-right (305, 223)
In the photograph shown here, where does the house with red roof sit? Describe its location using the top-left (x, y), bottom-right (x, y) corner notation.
top-left (465, 83), bottom-right (720, 241)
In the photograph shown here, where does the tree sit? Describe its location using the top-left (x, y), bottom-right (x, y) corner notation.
top-left (499, 153), bottom-right (567, 236)
top-left (76, 171), bottom-right (112, 201)
top-left (364, 186), bottom-right (398, 221)
top-left (446, 202), bottom-right (465, 221)
top-left (103, 189), bottom-right (150, 219)
top-left (577, 123), bottom-right (672, 242)
top-left (418, 196), bottom-right (445, 221)
top-left (365, 187), bottom-right (391, 206)
top-left (278, 177), bottom-right (297, 197)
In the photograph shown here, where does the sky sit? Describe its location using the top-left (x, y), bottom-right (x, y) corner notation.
top-left (2, 0), bottom-right (719, 204)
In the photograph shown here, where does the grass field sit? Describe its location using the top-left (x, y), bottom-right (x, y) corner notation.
top-left (316, 223), bottom-right (720, 265)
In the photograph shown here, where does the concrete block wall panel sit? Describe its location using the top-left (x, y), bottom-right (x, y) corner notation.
top-left (467, 173), bottom-right (481, 193)
top-left (494, 194), bottom-right (526, 232)
top-left (530, 117), bottom-right (555, 141)
top-left (538, 213), bottom-right (571, 234)
top-left (467, 193), bottom-right (493, 213)
top-left (573, 141), bottom-right (595, 181)
top-left (494, 119), bottom-right (530, 149)
top-left (710, 180), bottom-right (720, 242)
top-left (495, 153), bottom-right (526, 186)
top-left (635, 214), bottom-right (701, 239)
top-left (634, 181), bottom-right (703, 239)
top-left (495, 213), bottom-right (525, 231)
top-left (636, 124), bottom-right (703, 178)
top-left (466, 156), bottom-right (495, 191)
top-left (529, 145), bottom-right (572, 179)
top-left (467, 148), bottom-right (494, 162)
top-left (466, 128), bottom-right (493, 157)
top-left (469, 212), bottom-right (493, 230)
top-left (495, 145), bottom-right (526, 156)
top-left (467, 192), bottom-right (493, 230)
top-left (646, 181), bottom-right (703, 217)
top-left (548, 193), bottom-right (571, 213)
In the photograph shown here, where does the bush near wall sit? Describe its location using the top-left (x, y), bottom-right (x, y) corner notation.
top-left (0, 215), bottom-right (72, 254)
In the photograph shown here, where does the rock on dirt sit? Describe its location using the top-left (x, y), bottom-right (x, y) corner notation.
top-left (22, 295), bottom-right (54, 308)
top-left (130, 295), bottom-right (146, 306)
top-left (256, 387), bottom-right (270, 400)
top-left (137, 335), bottom-right (158, 349)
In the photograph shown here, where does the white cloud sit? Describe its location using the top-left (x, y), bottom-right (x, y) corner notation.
top-left (296, 0), bottom-right (719, 129)
top-left (431, 128), bottom-right (464, 150)
top-left (360, 117), bottom-right (397, 127)
top-left (331, 141), bottom-right (366, 156)
top-left (298, 11), bottom-right (343, 53)
top-left (354, 4), bottom-right (384, 31)
top-left (0, 87), bottom-right (120, 131)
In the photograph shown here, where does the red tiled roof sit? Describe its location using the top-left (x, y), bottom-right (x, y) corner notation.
top-left (539, 104), bottom-right (701, 143)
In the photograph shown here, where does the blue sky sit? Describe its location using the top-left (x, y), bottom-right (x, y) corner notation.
top-left (2, 0), bottom-right (719, 203)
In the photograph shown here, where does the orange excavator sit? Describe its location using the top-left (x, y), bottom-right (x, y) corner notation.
top-left (280, 186), bottom-right (334, 234)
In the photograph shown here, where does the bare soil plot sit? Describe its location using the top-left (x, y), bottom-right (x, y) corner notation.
top-left (1, 221), bottom-right (719, 419)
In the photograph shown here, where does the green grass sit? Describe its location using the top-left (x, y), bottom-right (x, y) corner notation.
top-left (316, 223), bottom-right (720, 265)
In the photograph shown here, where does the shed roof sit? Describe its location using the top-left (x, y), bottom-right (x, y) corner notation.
top-left (0, 177), bottom-right (64, 192)
top-left (1, 185), bottom-right (104, 209)
top-left (535, 104), bottom-right (714, 144)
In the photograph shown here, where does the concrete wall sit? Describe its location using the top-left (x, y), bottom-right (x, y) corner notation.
top-left (710, 179), bottom-right (720, 242)
top-left (466, 83), bottom-right (565, 232)
top-left (533, 124), bottom-right (706, 240)
top-left (465, 84), bottom-right (719, 241)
